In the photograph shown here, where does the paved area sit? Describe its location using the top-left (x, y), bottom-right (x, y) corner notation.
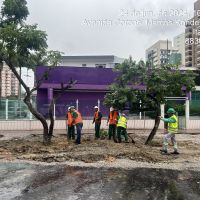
top-left (0, 161), bottom-right (200, 200)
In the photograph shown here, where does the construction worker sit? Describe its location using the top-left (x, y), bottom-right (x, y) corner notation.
top-left (160, 108), bottom-right (179, 154)
top-left (66, 107), bottom-right (75, 140)
top-left (116, 113), bottom-right (128, 143)
top-left (70, 106), bottom-right (83, 145)
top-left (93, 106), bottom-right (102, 139)
top-left (107, 107), bottom-right (119, 140)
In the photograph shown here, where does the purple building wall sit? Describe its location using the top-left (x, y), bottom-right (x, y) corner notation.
top-left (36, 66), bottom-right (118, 118)
top-left (36, 66), bottom-right (190, 119)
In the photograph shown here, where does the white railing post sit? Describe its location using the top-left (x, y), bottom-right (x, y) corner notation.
top-left (139, 100), bottom-right (142, 120)
top-left (161, 104), bottom-right (165, 129)
top-left (5, 99), bottom-right (8, 120)
top-left (53, 103), bottom-right (56, 120)
top-left (29, 99), bottom-right (33, 120)
top-left (98, 99), bottom-right (100, 111)
top-left (76, 99), bottom-right (79, 111)
top-left (185, 99), bottom-right (190, 129)
top-left (161, 104), bottom-right (165, 117)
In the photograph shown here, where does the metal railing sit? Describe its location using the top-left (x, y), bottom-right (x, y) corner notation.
top-left (0, 99), bottom-right (35, 120)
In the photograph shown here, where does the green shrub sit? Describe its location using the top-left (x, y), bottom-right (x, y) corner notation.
top-left (100, 129), bottom-right (108, 139)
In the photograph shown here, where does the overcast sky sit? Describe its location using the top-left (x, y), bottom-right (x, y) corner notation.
top-left (0, 0), bottom-right (197, 61)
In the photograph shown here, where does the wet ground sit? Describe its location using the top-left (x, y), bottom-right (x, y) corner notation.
top-left (0, 161), bottom-right (200, 200)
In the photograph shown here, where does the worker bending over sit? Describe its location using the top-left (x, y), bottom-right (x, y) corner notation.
top-left (117, 113), bottom-right (128, 143)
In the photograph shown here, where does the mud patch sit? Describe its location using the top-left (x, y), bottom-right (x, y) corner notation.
top-left (0, 133), bottom-right (200, 164)
top-left (0, 134), bottom-right (171, 163)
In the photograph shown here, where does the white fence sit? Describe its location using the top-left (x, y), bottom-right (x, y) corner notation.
top-left (1, 118), bottom-right (200, 131)
top-left (0, 119), bottom-right (164, 131)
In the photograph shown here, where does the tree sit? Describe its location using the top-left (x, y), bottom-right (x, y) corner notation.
top-left (104, 57), bottom-right (197, 144)
top-left (0, 0), bottom-right (72, 144)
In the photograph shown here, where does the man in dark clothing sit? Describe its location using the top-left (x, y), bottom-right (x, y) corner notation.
top-left (66, 107), bottom-right (75, 140)
top-left (93, 106), bottom-right (102, 139)
top-left (107, 107), bottom-right (119, 141)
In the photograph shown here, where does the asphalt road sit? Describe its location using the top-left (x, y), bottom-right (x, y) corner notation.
top-left (0, 161), bottom-right (200, 200)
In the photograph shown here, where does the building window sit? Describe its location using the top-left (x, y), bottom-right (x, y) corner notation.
top-left (95, 64), bottom-right (106, 68)
top-left (82, 64), bottom-right (87, 67)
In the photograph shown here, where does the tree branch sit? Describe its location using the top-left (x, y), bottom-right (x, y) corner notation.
top-left (5, 58), bottom-right (30, 93)
top-left (30, 67), bottom-right (55, 94)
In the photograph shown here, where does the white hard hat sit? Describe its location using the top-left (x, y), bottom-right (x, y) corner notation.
top-left (68, 107), bottom-right (71, 111)
top-left (94, 106), bottom-right (98, 109)
top-left (110, 107), bottom-right (114, 111)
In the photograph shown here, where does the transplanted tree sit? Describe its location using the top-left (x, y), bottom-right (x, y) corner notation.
top-left (143, 64), bottom-right (196, 144)
top-left (0, 0), bottom-right (74, 144)
top-left (104, 57), bottom-right (197, 144)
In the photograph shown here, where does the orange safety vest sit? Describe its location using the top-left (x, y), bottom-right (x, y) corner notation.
top-left (94, 111), bottom-right (101, 123)
top-left (67, 112), bottom-right (73, 126)
top-left (109, 111), bottom-right (118, 125)
top-left (74, 111), bottom-right (83, 125)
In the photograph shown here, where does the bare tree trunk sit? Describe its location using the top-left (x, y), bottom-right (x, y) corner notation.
top-left (47, 82), bottom-right (76, 141)
top-left (48, 98), bottom-right (55, 141)
top-left (145, 108), bottom-right (161, 145)
top-left (6, 60), bottom-right (75, 145)
top-left (6, 61), bottom-right (51, 144)
top-left (24, 94), bottom-right (49, 144)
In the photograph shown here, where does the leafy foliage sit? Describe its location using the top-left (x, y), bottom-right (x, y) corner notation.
top-left (0, 0), bottom-right (62, 69)
top-left (104, 57), bottom-right (197, 144)
top-left (1, 0), bottom-right (29, 23)
top-left (104, 57), bottom-right (197, 114)
top-left (0, 0), bottom-right (64, 144)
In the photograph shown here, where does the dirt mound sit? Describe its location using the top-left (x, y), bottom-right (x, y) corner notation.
top-left (0, 134), bottom-right (176, 163)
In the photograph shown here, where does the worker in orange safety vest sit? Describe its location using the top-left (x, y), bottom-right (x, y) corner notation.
top-left (70, 106), bottom-right (83, 145)
top-left (107, 107), bottom-right (119, 140)
top-left (93, 106), bottom-right (102, 139)
top-left (66, 107), bottom-right (75, 140)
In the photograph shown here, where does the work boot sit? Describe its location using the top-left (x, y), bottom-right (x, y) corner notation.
top-left (171, 150), bottom-right (180, 155)
top-left (160, 149), bottom-right (168, 154)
